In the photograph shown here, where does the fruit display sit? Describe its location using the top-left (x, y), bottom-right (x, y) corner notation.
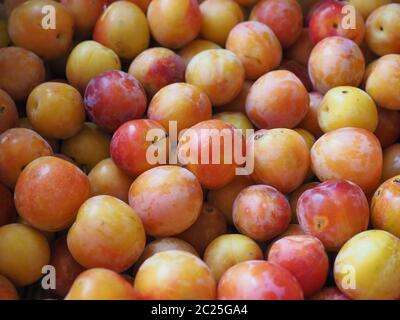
top-left (1, 0), bottom-right (400, 302)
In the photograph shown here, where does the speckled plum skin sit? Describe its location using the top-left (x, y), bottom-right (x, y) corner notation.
top-left (217, 260), bottom-right (304, 300)
top-left (297, 180), bottom-right (370, 252)
top-left (84, 70), bottom-right (147, 132)
top-left (233, 185), bottom-right (291, 242)
top-left (134, 250), bottom-right (216, 300)
top-left (128, 166), bottom-right (203, 237)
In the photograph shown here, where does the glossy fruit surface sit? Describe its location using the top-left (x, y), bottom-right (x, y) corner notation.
top-left (246, 70), bottom-right (309, 129)
top-left (185, 49), bottom-right (245, 106)
top-left (84, 70), bottom-right (147, 132)
top-left (147, 0), bottom-right (201, 49)
top-left (15, 156), bottom-right (90, 231)
top-left (311, 127), bottom-right (382, 193)
top-left (308, 36), bottom-right (365, 94)
top-left (65, 268), bottom-right (136, 300)
top-left (128, 166), bottom-right (203, 237)
top-left (334, 230), bottom-right (400, 300)
top-left (110, 119), bottom-right (168, 177)
top-left (88, 158), bottom-right (133, 203)
top-left (318, 86), bottom-right (378, 133)
top-left (371, 175), bottom-right (400, 237)
top-left (177, 119), bottom-right (244, 190)
top-left (94, 1), bottom-right (149, 60)
top-left (27, 82), bottom-right (86, 139)
top-left (297, 180), bottom-right (370, 251)
top-left (268, 235), bottom-right (329, 297)
top-left (148, 82), bottom-right (212, 133)
top-left (66, 40), bottom-right (121, 93)
top-left (233, 185), bottom-right (291, 241)
top-left (128, 47), bottom-right (185, 97)
top-left (8, 0), bottom-right (74, 60)
top-left (250, 0), bottom-right (303, 48)
top-left (134, 250), bottom-right (216, 300)
top-left (204, 234), bottom-right (263, 281)
top-left (218, 260), bottom-right (304, 300)
top-left (67, 195), bottom-right (146, 272)
top-left (200, 0), bottom-right (244, 47)
top-left (248, 129), bottom-right (310, 194)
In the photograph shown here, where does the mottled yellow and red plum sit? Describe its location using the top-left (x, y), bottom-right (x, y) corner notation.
top-left (248, 129), bottom-right (310, 194)
top-left (94, 1), bottom-right (149, 60)
top-left (226, 21), bottom-right (282, 80)
top-left (129, 47), bottom-right (185, 97)
top-left (67, 195), bottom-right (146, 272)
top-left (134, 250), bottom-right (216, 300)
top-left (365, 4), bottom-right (400, 56)
top-left (233, 185), bottom-right (291, 241)
top-left (65, 268), bottom-right (136, 300)
top-left (14, 156), bottom-right (90, 231)
top-left (185, 49), bottom-right (245, 106)
top-left (371, 175), bottom-right (400, 238)
top-left (297, 180), bottom-right (370, 251)
top-left (178, 119), bottom-right (244, 189)
top-left (246, 70), bottom-right (309, 129)
top-left (308, 36), bottom-right (365, 94)
top-left (308, 0), bottom-right (365, 45)
top-left (268, 235), bottom-right (329, 297)
top-left (250, 0), bottom-right (303, 48)
top-left (311, 127), bottom-right (382, 193)
top-left (147, 0), bottom-right (201, 49)
top-left (147, 83), bottom-right (212, 133)
top-left (85, 70), bottom-right (147, 132)
top-left (110, 119), bottom-right (168, 177)
top-left (218, 261), bottom-right (304, 300)
top-left (61, 0), bottom-right (107, 38)
top-left (128, 166), bottom-right (203, 237)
